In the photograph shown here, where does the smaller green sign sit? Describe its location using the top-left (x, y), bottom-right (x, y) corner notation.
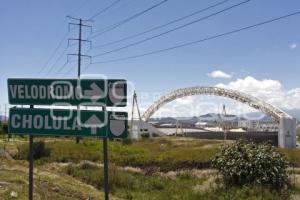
top-left (8, 108), bottom-right (128, 138)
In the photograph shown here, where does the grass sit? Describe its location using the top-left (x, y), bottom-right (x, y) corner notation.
top-left (63, 162), bottom-right (293, 200)
top-left (13, 137), bottom-right (222, 171)
top-left (3, 137), bottom-right (300, 199)
top-left (0, 160), bottom-right (107, 200)
top-left (11, 137), bottom-right (300, 169)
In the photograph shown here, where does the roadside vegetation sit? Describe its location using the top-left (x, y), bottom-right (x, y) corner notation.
top-left (13, 138), bottom-right (221, 171)
top-left (1, 136), bottom-right (300, 199)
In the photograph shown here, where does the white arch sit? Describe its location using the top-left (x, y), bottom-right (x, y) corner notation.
top-left (142, 86), bottom-right (291, 122)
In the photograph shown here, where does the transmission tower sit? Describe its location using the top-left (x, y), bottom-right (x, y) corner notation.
top-left (130, 91), bottom-right (142, 137)
top-left (67, 16), bottom-right (92, 144)
top-left (221, 104), bottom-right (227, 140)
top-left (67, 16), bottom-right (92, 77)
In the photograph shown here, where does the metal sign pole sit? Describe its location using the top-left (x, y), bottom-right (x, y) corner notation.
top-left (103, 137), bottom-right (109, 200)
top-left (103, 106), bottom-right (109, 200)
top-left (29, 105), bottom-right (34, 200)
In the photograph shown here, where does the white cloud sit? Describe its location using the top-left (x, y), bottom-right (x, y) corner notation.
top-left (207, 70), bottom-right (232, 79)
top-left (174, 96), bottom-right (194, 105)
top-left (290, 43), bottom-right (297, 49)
top-left (136, 76), bottom-right (300, 118)
top-left (216, 76), bottom-right (300, 110)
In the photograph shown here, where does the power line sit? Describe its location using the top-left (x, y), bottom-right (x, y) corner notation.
top-left (91, 0), bottom-right (231, 49)
top-left (54, 48), bottom-right (92, 76)
top-left (88, 11), bottom-right (300, 66)
top-left (63, 62), bottom-right (76, 76)
top-left (68, 0), bottom-right (91, 17)
top-left (91, 0), bottom-right (251, 58)
top-left (64, 59), bottom-right (90, 75)
top-left (54, 61), bottom-right (69, 75)
top-left (89, 0), bottom-right (169, 39)
top-left (44, 46), bottom-right (69, 77)
top-left (38, 31), bottom-right (69, 75)
top-left (89, 0), bottom-right (122, 20)
top-left (38, 0), bottom-right (91, 76)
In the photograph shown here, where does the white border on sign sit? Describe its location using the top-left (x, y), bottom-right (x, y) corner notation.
top-left (77, 102), bottom-right (108, 129)
top-left (50, 81), bottom-right (73, 99)
top-left (76, 74), bottom-right (108, 101)
top-left (49, 103), bottom-right (74, 120)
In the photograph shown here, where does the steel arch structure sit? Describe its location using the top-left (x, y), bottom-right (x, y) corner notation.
top-left (142, 86), bottom-right (292, 121)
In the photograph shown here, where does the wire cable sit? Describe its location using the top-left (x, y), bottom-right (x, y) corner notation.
top-left (89, 0), bottom-right (122, 20)
top-left (54, 61), bottom-right (69, 75)
top-left (38, 31), bottom-right (69, 75)
top-left (38, 0), bottom-right (91, 76)
top-left (68, 0), bottom-right (91, 17)
top-left (64, 60), bottom-right (90, 76)
top-left (91, 0), bottom-right (251, 58)
top-left (44, 46), bottom-right (69, 77)
top-left (90, 0), bottom-right (169, 39)
top-left (88, 11), bottom-right (300, 66)
top-left (91, 0), bottom-right (231, 49)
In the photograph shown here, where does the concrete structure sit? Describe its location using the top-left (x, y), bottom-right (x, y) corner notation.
top-left (279, 117), bottom-right (297, 148)
top-left (238, 119), bottom-right (279, 132)
top-left (142, 86), bottom-right (297, 148)
top-left (130, 120), bottom-right (165, 139)
top-left (238, 120), bottom-right (260, 131)
top-left (258, 122), bottom-right (279, 132)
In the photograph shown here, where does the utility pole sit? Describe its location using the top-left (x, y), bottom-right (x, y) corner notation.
top-left (67, 16), bottom-right (92, 144)
top-left (67, 16), bottom-right (111, 200)
top-left (221, 104), bottom-right (227, 140)
top-left (67, 16), bottom-right (92, 77)
top-left (130, 92), bottom-right (136, 138)
top-left (4, 104), bottom-right (7, 122)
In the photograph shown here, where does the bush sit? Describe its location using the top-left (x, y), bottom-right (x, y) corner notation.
top-left (122, 138), bottom-right (133, 145)
top-left (32, 141), bottom-right (51, 159)
top-left (15, 140), bottom-right (51, 160)
top-left (1, 123), bottom-right (8, 134)
top-left (141, 132), bottom-right (150, 138)
top-left (212, 140), bottom-right (289, 190)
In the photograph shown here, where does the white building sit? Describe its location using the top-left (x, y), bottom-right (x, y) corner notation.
top-left (238, 120), bottom-right (260, 131)
top-left (238, 119), bottom-right (278, 132)
top-left (258, 122), bottom-right (279, 132)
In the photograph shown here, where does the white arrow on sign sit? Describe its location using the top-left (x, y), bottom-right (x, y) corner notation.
top-left (83, 83), bottom-right (104, 102)
top-left (84, 114), bottom-right (102, 135)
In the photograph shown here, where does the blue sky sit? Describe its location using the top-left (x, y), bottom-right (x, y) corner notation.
top-left (1, 0), bottom-right (300, 116)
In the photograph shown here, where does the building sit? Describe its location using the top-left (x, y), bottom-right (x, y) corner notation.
top-left (238, 120), bottom-right (260, 131)
top-left (238, 119), bottom-right (278, 132)
top-left (257, 121), bottom-right (279, 132)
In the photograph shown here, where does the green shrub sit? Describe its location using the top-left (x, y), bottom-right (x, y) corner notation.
top-left (141, 132), bottom-right (150, 138)
top-left (32, 141), bottom-right (51, 159)
top-left (212, 140), bottom-right (289, 190)
top-left (1, 123), bottom-right (8, 134)
top-left (122, 138), bottom-right (133, 145)
top-left (15, 140), bottom-right (51, 160)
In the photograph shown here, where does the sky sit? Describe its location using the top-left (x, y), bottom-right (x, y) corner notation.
top-left (1, 0), bottom-right (300, 118)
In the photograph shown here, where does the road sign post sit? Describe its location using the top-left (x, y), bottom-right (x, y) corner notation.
top-left (29, 105), bottom-right (33, 200)
top-left (8, 78), bottom-right (128, 200)
top-left (103, 137), bottom-right (109, 200)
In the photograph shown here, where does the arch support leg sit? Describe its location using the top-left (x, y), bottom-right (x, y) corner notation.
top-left (278, 117), bottom-right (297, 148)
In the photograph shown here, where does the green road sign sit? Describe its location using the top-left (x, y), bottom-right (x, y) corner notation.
top-left (8, 78), bottom-right (127, 106)
top-left (8, 108), bottom-right (128, 138)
